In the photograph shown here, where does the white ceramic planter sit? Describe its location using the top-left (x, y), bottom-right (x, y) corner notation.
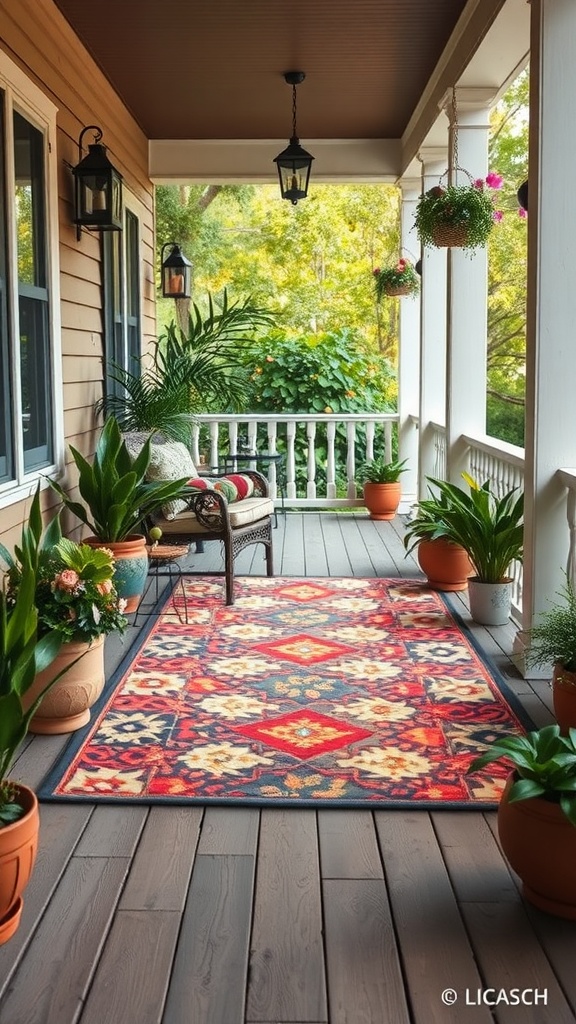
top-left (468, 577), bottom-right (512, 626)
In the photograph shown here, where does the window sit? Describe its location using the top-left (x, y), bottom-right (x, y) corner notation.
top-left (0, 55), bottom-right (60, 494)
top-left (102, 207), bottom-right (141, 398)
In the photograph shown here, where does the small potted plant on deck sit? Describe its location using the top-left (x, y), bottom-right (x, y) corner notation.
top-left (403, 486), bottom-right (473, 592)
top-left (525, 575), bottom-right (576, 733)
top-left (414, 172), bottom-right (504, 253)
top-left (373, 258), bottom-right (420, 299)
top-left (357, 456), bottom-right (407, 521)
top-left (468, 724), bottom-right (576, 919)
top-left (419, 474), bottom-right (524, 625)
top-left (3, 536), bottom-right (129, 734)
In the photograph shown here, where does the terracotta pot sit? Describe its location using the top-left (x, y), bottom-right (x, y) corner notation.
top-left (362, 481), bottom-right (401, 521)
top-left (498, 773), bottom-right (576, 919)
top-left (468, 576), bottom-right (512, 626)
top-left (86, 534), bottom-right (148, 613)
top-left (0, 784), bottom-right (39, 945)
top-left (23, 635), bottom-right (105, 734)
top-left (552, 663), bottom-right (576, 734)
top-left (416, 538), bottom-right (473, 592)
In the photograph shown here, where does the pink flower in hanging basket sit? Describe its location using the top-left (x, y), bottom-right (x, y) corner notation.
top-left (486, 171), bottom-right (504, 190)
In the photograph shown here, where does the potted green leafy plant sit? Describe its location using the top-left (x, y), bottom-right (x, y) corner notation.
top-left (525, 575), bottom-right (576, 733)
top-left (0, 485), bottom-right (62, 944)
top-left (468, 724), bottom-right (576, 918)
top-left (403, 487), bottom-right (473, 592)
top-left (414, 172), bottom-right (504, 253)
top-left (357, 456), bottom-right (407, 521)
top-left (373, 258), bottom-right (420, 300)
top-left (3, 536), bottom-right (129, 733)
top-left (48, 416), bottom-right (193, 611)
top-left (421, 474), bottom-right (524, 625)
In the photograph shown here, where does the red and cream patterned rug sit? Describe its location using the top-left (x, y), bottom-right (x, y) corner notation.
top-left (39, 576), bottom-right (532, 808)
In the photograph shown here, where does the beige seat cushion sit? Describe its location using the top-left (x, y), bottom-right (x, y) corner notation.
top-left (158, 496), bottom-right (274, 535)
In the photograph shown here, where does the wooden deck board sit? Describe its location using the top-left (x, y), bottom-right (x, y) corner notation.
top-left (247, 810), bottom-right (327, 1023)
top-left (4, 512), bottom-right (576, 1024)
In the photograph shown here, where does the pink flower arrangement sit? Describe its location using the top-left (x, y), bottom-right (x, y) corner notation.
top-left (6, 538), bottom-right (128, 643)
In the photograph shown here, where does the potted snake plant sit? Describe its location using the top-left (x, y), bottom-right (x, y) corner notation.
top-left (48, 417), bottom-right (192, 611)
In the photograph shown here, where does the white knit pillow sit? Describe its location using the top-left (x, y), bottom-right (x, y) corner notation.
top-left (146, 442), bottom-right (198, 518)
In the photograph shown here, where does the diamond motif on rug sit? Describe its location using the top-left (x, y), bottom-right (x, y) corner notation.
top-left (233, 708), bottom-right (373, 759)
top-left (252, 632), bottom-right (355, 665)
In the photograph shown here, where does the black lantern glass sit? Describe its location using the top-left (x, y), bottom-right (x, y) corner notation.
top-left (161, 243), bottom-right (192, 299)
top-left (274, 72), bottom-right (314, 205)
top-left (73, 126), bottom-right (123, 239)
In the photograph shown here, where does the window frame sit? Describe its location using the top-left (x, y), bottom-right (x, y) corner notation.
top-left (102, 199), bottom-right (143, 400)
top-left (0, 49), bottom-right (62, 508)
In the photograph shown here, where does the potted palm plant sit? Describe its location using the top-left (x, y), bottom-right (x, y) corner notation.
top-left (357, 456), bottom-right (407, 521)
top-left (422, 474), bottom-right (524, 625)
top-left (468, 724), bottom-right (576, 919)
top-left (0, 485), bottom-right (62, 944)
top-left (525, 575), bottom-right (576, 733)
top-left (414, 173), bottom-right (504, 253)
top-left (373, 258), bottom-right (420, 300)
top-left (48, 417), bottom-right (193, 611)
top-left (97, 290), bottom-right (275, 445)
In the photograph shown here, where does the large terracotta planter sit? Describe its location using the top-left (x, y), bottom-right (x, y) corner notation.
top-left (362, 482), bottom-right (401, 521)
top-left (23, 635), bottom-right (105, 734)
top-left (0, 785), bottom-right (39, 945)
top-left (468, 576), bottom-right (512, 626)
top-left (86, 534), bottom-right (148, 613)
top-left (498, 774), bottom-right (576, 919)
top-left (416, 538), bottom-right (473, 592)
top-left (552, 663), bottom-right (576, 734)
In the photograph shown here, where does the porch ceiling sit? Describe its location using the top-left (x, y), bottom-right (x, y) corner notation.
top-left (52, 0), bottom-right (525, 181)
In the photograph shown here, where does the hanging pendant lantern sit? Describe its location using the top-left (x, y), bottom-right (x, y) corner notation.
top-left (274, 71), bottom-right (314, 205)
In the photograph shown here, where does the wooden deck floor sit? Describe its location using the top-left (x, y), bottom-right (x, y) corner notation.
top-left (2, 512), bottom-right (576, 1024)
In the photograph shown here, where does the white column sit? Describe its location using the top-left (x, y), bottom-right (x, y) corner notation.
top-left (515, 0), bottom-right (576, 676)
top-left (417, 147), bottom-right (448, 496)
top-left (445, 89), bottom-right (496, 484)
top-left (397, 179), bottom-right (421, 510)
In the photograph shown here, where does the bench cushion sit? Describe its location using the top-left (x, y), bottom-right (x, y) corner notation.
top-left (158, 495), bottom-right (274, 534)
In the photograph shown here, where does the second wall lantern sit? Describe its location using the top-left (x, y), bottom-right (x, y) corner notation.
top-left (161, 242), bottom-right (192, 299)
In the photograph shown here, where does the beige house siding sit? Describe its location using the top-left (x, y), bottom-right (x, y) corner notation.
top-left (0, 0), bottom-right (156, 549)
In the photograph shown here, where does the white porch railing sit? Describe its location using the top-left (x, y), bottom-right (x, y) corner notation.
top-left (192, 413), bottom-right (399, 508)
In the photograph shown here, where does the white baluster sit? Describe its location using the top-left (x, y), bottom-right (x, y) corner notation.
top-left (307, 422), bottom-right (317, 499)
top-left (346, 421), bottom-right (357, 499)
top-left (326, 420), bottom-right (336, 499)
top-left (286, 421), bottom-right (296, 499)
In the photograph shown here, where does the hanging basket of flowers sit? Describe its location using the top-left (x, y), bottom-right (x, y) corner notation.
top-left (414, 171), bottom-right (504, 254)
top-left (373, 258), bottom-right (420, 301)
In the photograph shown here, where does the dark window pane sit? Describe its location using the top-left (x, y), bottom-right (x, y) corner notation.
top-left (13, 111), bottom-right (52, 472)
top-left (0, 93), bottom-right (14, 481)
top-left (19, 293), bottom-right (52, 470)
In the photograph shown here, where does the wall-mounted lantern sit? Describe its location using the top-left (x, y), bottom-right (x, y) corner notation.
top-left (73, 125), bottom-right (123, 240)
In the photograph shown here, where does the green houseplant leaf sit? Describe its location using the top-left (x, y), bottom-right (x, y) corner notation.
top-left (48, 417), bottom-right (193, 543)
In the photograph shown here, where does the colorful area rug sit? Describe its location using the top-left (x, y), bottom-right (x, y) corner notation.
top-left (39, 576), bottom-right (533, 809)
